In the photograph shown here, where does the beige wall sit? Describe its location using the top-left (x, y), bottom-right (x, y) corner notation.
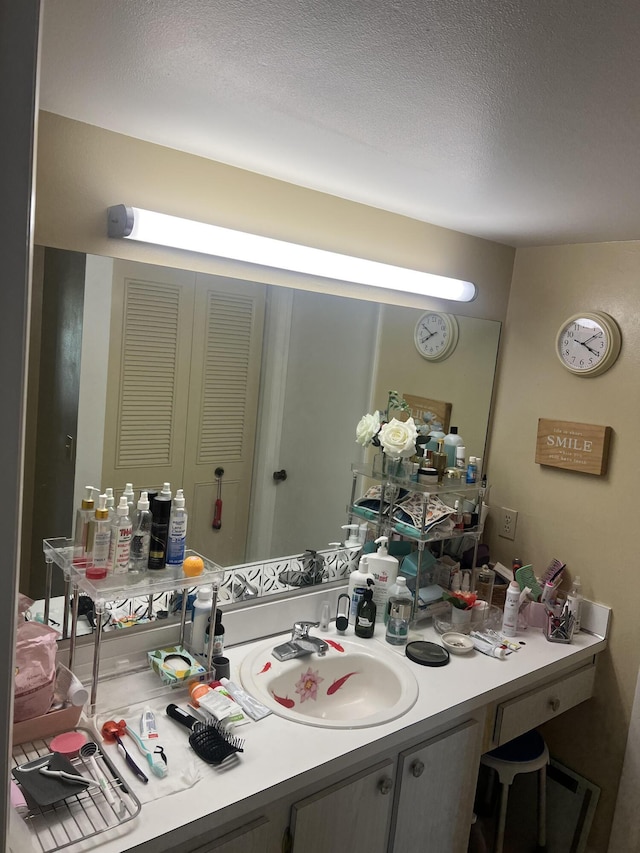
top-left (35, 112), bottom-right (514, 322)
top-left (485, 241), bottom-right (640, 852)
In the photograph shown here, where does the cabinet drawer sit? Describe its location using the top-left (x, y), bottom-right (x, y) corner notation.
top-left (493, 662), bottom-right (596, 746)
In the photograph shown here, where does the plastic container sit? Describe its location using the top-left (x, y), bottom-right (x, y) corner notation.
top-left (129, 491), bottom-right (152, 572)
top-left (110, 496), bottom-right (132, 574)
top-left (86, 493), bottom-right (111, 579)
top-left (355, 580), bottom-right (376, 638)
top-left (367, 536), bottom-right (399, 623)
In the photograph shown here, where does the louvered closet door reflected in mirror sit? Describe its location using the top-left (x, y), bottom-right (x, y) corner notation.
top-left (102, 261), bottom-right (265, 567)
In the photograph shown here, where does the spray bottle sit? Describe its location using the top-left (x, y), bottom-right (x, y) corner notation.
top-left (111, 496), bottom-right (133, 574)
top-left (167, 489), bottom-right (188, 566)
top-left (86, 494), bottom-right (111, 579)
top-left (73, 486), bottom-right (98, 566)
top-left (130, 490), bottom-right (152, 573)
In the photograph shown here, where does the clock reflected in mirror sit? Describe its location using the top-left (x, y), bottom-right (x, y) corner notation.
top-left (414, 311), bottom-right (459, 362)
top-left (555, 311), bottom-right (622, 377)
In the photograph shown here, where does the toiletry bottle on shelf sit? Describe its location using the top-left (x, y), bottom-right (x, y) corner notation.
top-left (111, 496), bottom-right (132, 574)
top-left (123, 483), bottom-right (136, 518)
top-left (73, 486), bottom-right (98, 566)
top-left (104, 488), bottom-right (116, 523)
top-left (341, 524), bottom-right (361, 547)
top-left (567, 576), bottom-right (583, 633)
top-left (166, 489), bottom-right (188, 565)
top-left (453, 500), bottom-right (464, 530)
top-left (501, 580), bottom-right (521, 637)
top-left (130, 490), bottom-right (152, 573)
top-left (207, 608), bottom-right (225, 656)
top-left (385, 576), bottom-right (413, 624)
top-left (355, 579), bottom-right (376, 638)
top-left (475, 565), bottom-right (495, 604)
top-left (433, 438), bottom-right (448, 482)
top-left (444, 426), bottom-right (464, 468)
top-left (86, 493), bottom-right (111, 579)
top-left (425, 423), bottom-right (445, 453)
top-left (466, 456), bottom-right (478, 484)
top-left (148, 483), bottom-right (172, 570)
top-left (191, 585), bottom-right (213, 656)
top-left (455, 445), bottom-right (466, 472)
top-left (348, 556), bottom-right (375, 625)
top-left (367, 535), bottom-right (399, 623)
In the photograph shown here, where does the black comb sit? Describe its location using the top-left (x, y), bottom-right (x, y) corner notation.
top-left (166, 704), bottom-right (244, 765)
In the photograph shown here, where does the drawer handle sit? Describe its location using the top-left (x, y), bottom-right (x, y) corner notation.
top-left (378, 776), bottom-right (393, 795)
top-left (411, 760), bottom-right (425, 778)
top-left (549, 697), bottom-right (561, 712)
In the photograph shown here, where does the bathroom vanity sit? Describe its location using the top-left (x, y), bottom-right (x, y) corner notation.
top-left (20, 599), bottom-right (606, 853)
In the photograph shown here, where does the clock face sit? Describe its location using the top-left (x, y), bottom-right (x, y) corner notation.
top-left (556, 312), bottom-right (621, 376)
top-left (414, 312), bottom-right (459, 361)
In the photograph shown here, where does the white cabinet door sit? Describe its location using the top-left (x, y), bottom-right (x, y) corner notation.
top-left (391, 719), bottom-right (481, 853)
top-left (290, 759), bottom-right (395, 853)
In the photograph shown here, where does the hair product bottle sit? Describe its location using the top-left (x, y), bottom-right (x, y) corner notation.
top-left (166, 489), bottom-right (188, 566)
top-left (73, 486), bottom-right (98, 566)
top-left (130, 490), bottom-right (152, 573)
top-left (111, 497), bottom-right (132, 574)
top-left (86, 493), bottom-right (111, 579)
top-left (148, 483), bottom-right (172, 570)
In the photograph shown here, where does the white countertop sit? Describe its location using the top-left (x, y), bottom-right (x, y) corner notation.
top-left (15, 616), bottom-right (608, 853)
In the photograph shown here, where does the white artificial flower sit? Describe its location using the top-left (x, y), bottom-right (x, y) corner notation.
top-left (379, 417), bottom-right (418, 459)
top-left (355, 411), bottom-right (381, 446)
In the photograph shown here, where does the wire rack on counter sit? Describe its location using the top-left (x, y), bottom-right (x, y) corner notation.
top-left (11, 728), bottom-right (141, 852)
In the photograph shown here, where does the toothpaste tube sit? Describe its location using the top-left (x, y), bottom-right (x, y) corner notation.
top-left (469, 631), bottom-right (508, 660)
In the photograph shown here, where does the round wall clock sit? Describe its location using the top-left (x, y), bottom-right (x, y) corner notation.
top-left (414, 312), bottom-right (459, 362)
top-left (555, 311), bottom-right (621, 376)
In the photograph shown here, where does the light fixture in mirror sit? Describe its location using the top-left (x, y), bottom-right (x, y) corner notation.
top-left (107, 205), bottom-right (477, 302)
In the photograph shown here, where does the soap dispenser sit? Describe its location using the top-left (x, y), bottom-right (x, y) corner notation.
top-left (355, 579), bottom-right (376, 638)
top-left (367, 536), bottom-right (399, 623)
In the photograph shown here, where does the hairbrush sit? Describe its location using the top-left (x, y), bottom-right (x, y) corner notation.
top-left (165, 704), bottom-right (244, 765)
top-left (541, 557), bottom-right (566, 585)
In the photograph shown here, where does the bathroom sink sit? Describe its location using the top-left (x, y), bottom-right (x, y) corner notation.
top-left (239, 634), bottom-right (419, 728)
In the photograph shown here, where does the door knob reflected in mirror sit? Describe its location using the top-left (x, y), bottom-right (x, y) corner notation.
top-left (273, 470), bottom-right (288, 482)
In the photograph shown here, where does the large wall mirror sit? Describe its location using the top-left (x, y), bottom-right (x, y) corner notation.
top-left (22, 247), bottom-right (501, 613)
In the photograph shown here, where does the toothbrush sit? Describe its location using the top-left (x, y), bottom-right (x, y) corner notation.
top-left (124, 719), bottom-right (168, 778)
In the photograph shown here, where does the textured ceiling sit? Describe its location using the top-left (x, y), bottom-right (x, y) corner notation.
top-left (39, 0), bottom-right (640, 247)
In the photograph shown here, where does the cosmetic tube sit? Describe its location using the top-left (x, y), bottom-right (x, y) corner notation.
top-left (469, 631), bottom-right (508, 660)
top-left (220, 678), bottom-right (271, 720)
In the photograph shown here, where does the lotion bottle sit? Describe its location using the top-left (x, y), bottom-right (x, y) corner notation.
top-left (501, 580), bottom-right (521, 637)
top-left (129, 490), bottom-right (152, 573)
top-left (166, 489), bottom-right (188, 565)
top-left (367, 535), bottom-right (399, 622)
top-left (348, 556), bottom-right (375, 625)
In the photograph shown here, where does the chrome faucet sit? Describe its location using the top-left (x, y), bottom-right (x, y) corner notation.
top-left (272, 620), bottom-right (329, 661)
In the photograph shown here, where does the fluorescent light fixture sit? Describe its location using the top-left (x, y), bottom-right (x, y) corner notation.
top-left (107, 205), bottom-right (476, 302)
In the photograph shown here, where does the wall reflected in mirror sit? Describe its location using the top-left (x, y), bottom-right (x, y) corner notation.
top-left (21, 248), bottom-right (500, 602)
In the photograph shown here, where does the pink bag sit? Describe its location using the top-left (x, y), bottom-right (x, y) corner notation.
top-left (14, 621), bottom-right (58, 722)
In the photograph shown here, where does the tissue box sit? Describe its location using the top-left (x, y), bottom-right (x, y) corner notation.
top-left (148, 645), bottom-right (207, 685)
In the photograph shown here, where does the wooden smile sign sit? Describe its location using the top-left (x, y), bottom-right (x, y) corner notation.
top-left (535, 418), bottom-right (612, 476)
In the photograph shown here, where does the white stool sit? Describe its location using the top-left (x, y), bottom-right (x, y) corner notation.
top-left (480, 730), bottom-right (549, 853)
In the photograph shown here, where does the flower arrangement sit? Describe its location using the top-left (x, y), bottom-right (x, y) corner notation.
top-left (356, 391), bottom-right (417, 460)
top-left (443, 590), bottom-right (477, 610)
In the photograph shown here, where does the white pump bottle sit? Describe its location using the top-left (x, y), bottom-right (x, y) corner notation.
top-left (367, 536), bottom-right (399, 623)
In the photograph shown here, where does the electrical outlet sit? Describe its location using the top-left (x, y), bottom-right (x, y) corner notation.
top-left (499, 507), bottom-right (518, 540)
